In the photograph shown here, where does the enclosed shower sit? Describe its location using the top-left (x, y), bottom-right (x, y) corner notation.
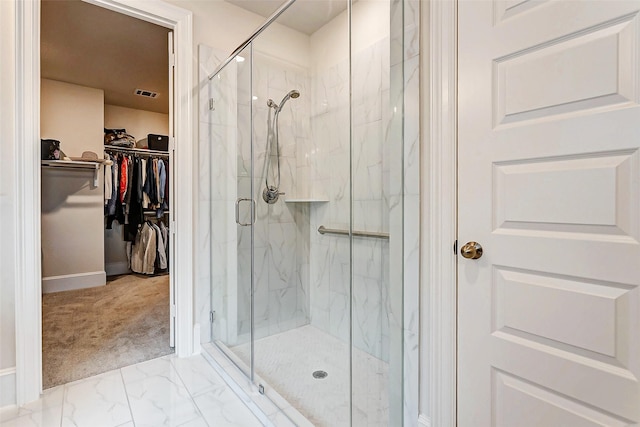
top-left (197, 0), bottom-right (419, 425)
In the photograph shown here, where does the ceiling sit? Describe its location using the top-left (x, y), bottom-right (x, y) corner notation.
top-left (225, 0), bottom-right (349, 35)
top-left (41, 0), bottom-right (170, 114)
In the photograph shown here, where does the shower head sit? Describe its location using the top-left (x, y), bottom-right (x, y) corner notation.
top-left (275, 89), bottom-right (301, 111)
top-left (267, 89), bottom-right (301, 111)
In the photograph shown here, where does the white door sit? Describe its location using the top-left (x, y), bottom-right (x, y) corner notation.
top-left (458, 1), bottom-right (640, 425)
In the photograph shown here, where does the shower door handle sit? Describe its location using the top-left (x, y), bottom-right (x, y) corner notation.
top-left (235, 198), bottom-right (255, 226)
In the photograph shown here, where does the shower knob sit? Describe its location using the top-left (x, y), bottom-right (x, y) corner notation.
top-left (262, 187), bottom-right (284, 204)
top-left (460, 241), bottom-right (483, 259)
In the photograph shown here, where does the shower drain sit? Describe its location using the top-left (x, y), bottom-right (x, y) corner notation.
top-left (312, 370), bottom-right (328, 379)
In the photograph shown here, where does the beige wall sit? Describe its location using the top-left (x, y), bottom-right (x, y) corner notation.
top-left (41, 79), bottom-right (104, 158)
top-left (104, 104), bottom-right (169, 145)
top-left (40, 79), bottom-right (105, 283)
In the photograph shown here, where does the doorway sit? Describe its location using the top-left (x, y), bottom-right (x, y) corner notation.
top-left (39, 0), bottom-right (175, 388)
top-left (13, 0), bottom-right (193, 404)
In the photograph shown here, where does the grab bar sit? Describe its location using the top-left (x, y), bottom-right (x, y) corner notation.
top-left (317, 226), bottom-right (389, 240)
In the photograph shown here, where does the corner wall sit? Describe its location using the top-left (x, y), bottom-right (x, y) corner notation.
top-left (0, 0), bottom-right (17, 408)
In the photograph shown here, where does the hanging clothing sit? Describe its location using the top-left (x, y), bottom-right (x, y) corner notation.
top-left (140, 159), bottom-right (149, 209)
top-left (124, 157), bottom-right (143, 242)
top-left (124, 155), bottom-right (134, 220)
top-left (157, 159), bottom-right (166, 217)
top-left (162, 159), bottom-right (169, 211)
top-left (130, 222), bottom-right (157, 275)
top-left (106, 154), bottom-right (125, 229)
top-left (104, 154), bottom-right (112, 205)
top-left (104, 149), bottom-right (170, 271)
top-left (159, 220), bottom-right (169, 266)
top-left (119, 155), bottom-right (128, 203)
top-left (151, 222), bottom-right (167, 270)
top-left (106, 154), bottom-right (118, 216)
top-left (143, 158), bottom-right (157, 207)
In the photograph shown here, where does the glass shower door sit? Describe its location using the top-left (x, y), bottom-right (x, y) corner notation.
top-left (233, 43), bottom-right (255, 379)
top-left (209, 44), bottom-right (254, 380)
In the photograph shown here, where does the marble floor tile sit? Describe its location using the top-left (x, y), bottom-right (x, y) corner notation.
top-left (0, 354), bottom-right (266, 427)
top-left (0, 406), bottom-right (63, 427)
top-left (0, 386), bottom-right (64, 423)
top-left (193, 387), bottom-right (263, 427)
top-left (170, 355), bottom-right (228, 398)
top-left (125, 377), bottom-right (203, 427)
top-left (61, 369), bottom-right (132, 427)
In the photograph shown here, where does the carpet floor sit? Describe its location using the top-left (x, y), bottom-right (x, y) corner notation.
top-left (42, 274), bottom-right (173, 389)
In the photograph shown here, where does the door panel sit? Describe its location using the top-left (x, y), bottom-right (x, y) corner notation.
top-left (458, 1), bottom-right (640, 425)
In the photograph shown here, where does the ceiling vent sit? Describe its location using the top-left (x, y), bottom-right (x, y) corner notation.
top-left (134, 89), bottom-right (159, 98)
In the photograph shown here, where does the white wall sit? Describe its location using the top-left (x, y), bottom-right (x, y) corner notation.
top-left (167, 0), bottom-right (310, 70)
top-left (310, 0), bottom-right (390, 70)
top-left (0, 0), bottom-right (17, 408)
top-left (103, 105), bottom-right (169, 275)
top-left (40, 79), bottom-right (106, 291)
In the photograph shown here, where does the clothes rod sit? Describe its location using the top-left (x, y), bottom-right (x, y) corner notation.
top-left (104, 146), bottom-right (169, 157)
top-left (317, 225), bottom-right (389, 240)
top-left (208, 0), bottom-right (296, 80)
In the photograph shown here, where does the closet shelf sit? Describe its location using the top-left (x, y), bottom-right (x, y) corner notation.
top-left (41, 160), bottom-right (100, 170)
top-left (41, 160), bottom-right (101, 186)
top-left (104, 145), bottom-right (169, 157)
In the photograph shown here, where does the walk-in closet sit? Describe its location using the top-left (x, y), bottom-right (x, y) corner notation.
top-left (39, 0), bottom-right (174, 388)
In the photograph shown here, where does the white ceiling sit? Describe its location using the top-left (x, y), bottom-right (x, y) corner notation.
top-left (41, 0), bottom-right (170, 114)
top-left (225, 0), bottom-right (349, 35)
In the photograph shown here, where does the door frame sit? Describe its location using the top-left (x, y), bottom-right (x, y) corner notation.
top-left (421, 0), bottom-right (457, 426)
top-left (14, 0), bottom-right (193, 404)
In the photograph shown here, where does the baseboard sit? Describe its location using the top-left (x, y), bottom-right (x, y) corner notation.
top-left (0, 367), bottom-right (16, 408)
top-left (193, 324), bottom-right (201, 354)
top-left (42, 271), bottom-right (106, 293)
top-left (418, 414), bottom-right (431, 427)
top-left (105, 261), bottom-right (131, 276)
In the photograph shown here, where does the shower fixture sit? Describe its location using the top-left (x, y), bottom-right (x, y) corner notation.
top-left (262, 89), bottom-right (300, 204)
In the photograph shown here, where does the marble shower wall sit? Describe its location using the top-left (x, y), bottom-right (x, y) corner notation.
top-left (201, 44), bottom-right (315, 348)
top-left (200, 45), bottom-right (312, 346)
top-left (308, 37), bottom-right (392, 362)
top-left (238, 51), bottom-right (312, 340)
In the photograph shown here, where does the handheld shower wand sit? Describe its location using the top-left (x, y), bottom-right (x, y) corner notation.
top-left (263, 89), bottom-right (300, 204)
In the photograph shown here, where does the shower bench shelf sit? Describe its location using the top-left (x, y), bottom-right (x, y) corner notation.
top-left (284, 199), bottom-right (329, 203)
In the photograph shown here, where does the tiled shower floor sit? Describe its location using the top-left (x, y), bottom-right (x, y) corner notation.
top-left (229, 325), bottom-right (389, 427)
